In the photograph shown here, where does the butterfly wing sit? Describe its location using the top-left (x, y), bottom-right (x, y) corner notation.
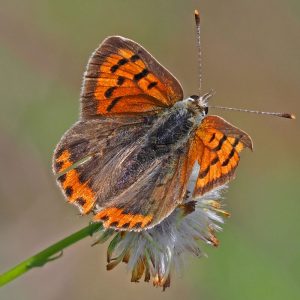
top-left (53, 117), bottom-right (194, 231)
top-left (191, 115), bottom-right (253, 196)
top-left (81, 36), bottom-right (183, 118)
top-left (53, 117), bottom-right (150, 214)
top-left (93, 150), bottom-right (192, 230)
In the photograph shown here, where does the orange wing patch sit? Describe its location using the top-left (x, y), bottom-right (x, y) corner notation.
top-left (94, 208), bottom-right (153, 231)
top-left (54, 150), bottom-right (73, 173)
top-left (97, 49), bottom-right (169, 102)
top-left (81, 36), bottom-right (183, 118)
top-left (57, 169), bottom-right (96, 214)
top-left (54, 149), bottom-right (96, 214)
top-left (192, 115), bottom-right (253, 196)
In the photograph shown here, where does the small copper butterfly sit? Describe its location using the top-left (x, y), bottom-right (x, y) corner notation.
top-left (52, 10), bottom-right (294, 232)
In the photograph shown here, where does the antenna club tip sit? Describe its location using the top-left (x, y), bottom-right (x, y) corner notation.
top-left (194, 9), bottom-right (200, 22)
top-left (282, 113), bottom-right (296, 119)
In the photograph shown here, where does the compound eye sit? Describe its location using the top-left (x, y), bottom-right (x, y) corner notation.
top-left (204, 106), bottom-right (208, 115)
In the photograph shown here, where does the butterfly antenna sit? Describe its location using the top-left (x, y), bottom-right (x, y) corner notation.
top-left (209, 105), bottom-right (296, 119)
top-left (194, 9), bottom-right (202, 96)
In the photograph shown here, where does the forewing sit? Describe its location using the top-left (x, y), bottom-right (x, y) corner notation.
top-left (81, 36), bottom-right (183, 118)
top-left (192, 115), bottom-right (253, 196)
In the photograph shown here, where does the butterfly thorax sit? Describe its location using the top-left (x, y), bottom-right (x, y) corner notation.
top-left (112, 101), bottom-right (203, 196)
top-left (146, 99), bottom-right (205, 152)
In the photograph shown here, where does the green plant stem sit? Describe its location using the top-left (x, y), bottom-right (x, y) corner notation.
top-left (0, 222), bottom-right (103, 287)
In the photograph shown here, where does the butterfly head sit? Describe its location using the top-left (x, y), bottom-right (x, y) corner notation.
top-left (187, 90), bottom-right (214, 116)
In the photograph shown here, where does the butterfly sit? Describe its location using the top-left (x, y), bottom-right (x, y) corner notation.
top-left (53, 35), bottom-right (253, 231)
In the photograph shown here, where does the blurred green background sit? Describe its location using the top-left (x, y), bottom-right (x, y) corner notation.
top-left (0, 0), bottom-right (299, 299)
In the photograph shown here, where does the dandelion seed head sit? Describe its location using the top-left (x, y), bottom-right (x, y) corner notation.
top-left (94, 184), bottom-right (229, 290)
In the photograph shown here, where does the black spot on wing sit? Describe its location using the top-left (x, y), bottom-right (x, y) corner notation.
top-left (211, 156), bottom-right (219, 165)
top-left (117, 76), bottom-right (125, 86)
top-left (65, 186), bottom-right (73, 197)
top-left (55, 148), bottom-right (64, 159)
top-left (231, 136), bottom-right (241, 148)
top-left (105, 86), bottom-right (116, 98)
top-left (133, 69), bottom-right (149, 81)
top-left (133, 222), bottom-right (143, 229)
top-left (213, 135), bottom-right (227, 151)
top-left (110, 58), bottom-right (128, 73)
top-left (130, 54), bottom-right (140, 62)
top-left (109, 221), bottom-right (119, 227)
top-left (76, 197), bottom-right (86, 206)
top-left (147, 81), bottom-right (158, 89)
top-left (120, 222), bottom-right (130, 229)
top-left (199, 166), bottom-right (210, 179)
top-left (57, 173), bottom-right (66, 183)
top-left (100, 215), bottom-right (109, 222)
top-left (209, 133), bottom-right (216, 143)
top-left (222, 148), bottom-right (236, 166)
top-left (55, 161), bottom-right (63, 172)
top-left (106, 96), bottom-right (123, 112)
